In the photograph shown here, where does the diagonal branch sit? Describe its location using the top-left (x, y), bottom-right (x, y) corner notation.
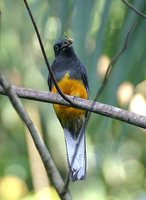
top-left (85, 22), bottom-right (137, 128)
top-left (0, 85), bottom-right (146, 129)
top-left (0, 73), bottom-right (72, 200)
top-left (23, 0), bottom-right (74, 106)
top-left (121, 0), bottom-right (146, 19)
top-left (94, 22), bottom-right (136, 102)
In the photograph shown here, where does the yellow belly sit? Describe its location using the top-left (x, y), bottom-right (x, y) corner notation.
top-left (52, 73), bottom-right (88, 120)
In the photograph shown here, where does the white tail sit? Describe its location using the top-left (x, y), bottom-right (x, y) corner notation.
top-left (64, 128), bottom-right (86, 181)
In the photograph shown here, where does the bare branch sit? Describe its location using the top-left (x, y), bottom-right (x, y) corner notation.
top-left (23, 0), bottom-right (75, 106)
top-left (94, 22), bottom-right (136, 102)
top-left (0, 74), bottom-right (72, 200)
top-left (122, 0), bottom-right (146, 19)
top-left (0, 85), bottom-right (146, 129)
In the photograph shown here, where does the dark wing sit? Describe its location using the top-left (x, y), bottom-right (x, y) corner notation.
top-left (47, 57), bottom-right (63, 91)
top-left (79, 62), bottom-right (89, 95)
top-left (78, 61), bottom-right (89, 118)
top-left (47, 74), bottom-right (52, 91)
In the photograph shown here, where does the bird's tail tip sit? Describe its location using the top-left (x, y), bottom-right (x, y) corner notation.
top-left (64, 129), bottom-right (86, 181)
top-left (69, 169), bottom-right (86, 181)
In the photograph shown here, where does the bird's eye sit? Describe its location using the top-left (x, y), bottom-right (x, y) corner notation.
top-left (54, 45), bottom-right (59, 51)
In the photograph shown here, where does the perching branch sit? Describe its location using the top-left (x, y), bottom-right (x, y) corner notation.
top-left (122, 0), bottom-right (146, 19)
top-left (0, 85), bottom-right (146, 129)
top-left (0, 73), bottom-right (72, 200)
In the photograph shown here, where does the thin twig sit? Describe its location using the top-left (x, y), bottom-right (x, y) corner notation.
top-left (0, 85), bottom-right (146, 129)
top-left (122, 0), bottom-right (146, 19)
top-left (23, 0), bottom-right (75, 106)
top-left (95, 22), bottom-right (136, 101)
top-left (0, 74), bottom-right (72, 200)
top-left (85, 22), bottom-right (137, 125)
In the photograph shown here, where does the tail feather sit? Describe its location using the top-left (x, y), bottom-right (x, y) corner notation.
top-left (64, 128), bottom-right (86, 181)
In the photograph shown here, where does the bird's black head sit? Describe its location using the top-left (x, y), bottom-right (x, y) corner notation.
top-left (53, 38), bottom-right (73, 57)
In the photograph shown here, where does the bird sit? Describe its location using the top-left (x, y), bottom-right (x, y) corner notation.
top-left (48, 37), bottom-right (89, 181)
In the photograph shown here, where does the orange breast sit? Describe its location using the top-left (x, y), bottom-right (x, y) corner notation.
top-left (52, 73), bottom-right (88, 119)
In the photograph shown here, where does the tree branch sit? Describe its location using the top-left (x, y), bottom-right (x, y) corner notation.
top-left (0, 85), bottom-right (146, 129)
top-left (0, 74), bottom-right (72, 200)
top-left (94, 22), bottom-right (136, 102)
top-left (122, 0), bottom-right (146, 19)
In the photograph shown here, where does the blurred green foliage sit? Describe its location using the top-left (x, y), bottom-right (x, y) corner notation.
top-left (0, 0), bottom-right (146, 199)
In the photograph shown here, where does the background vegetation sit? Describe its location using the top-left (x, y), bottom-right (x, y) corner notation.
top-left (0, 0), bottom-right (146, 199)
